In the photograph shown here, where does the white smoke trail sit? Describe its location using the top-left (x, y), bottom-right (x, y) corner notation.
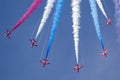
top-left (35, 0), bottom-right (55, 39)
top-left (114, 0), bottom-right (120, 43)
top-left (71, 0), bottom-right (81, 64)
top-left (119, 0), bottom-right (120, 5)
top-left (96, 0), bottom-right (108, 19)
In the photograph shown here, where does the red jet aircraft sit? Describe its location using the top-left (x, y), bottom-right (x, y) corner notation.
top-left (40, 59), bottom-right (50, 68)
top-left (5, 30), bottom-right (11, 39)
top-left (74, 64), bottom-right (83, 72)
top-left (107, 18), bottom-right (111, 25)
top-left (30, 39), bottom-right (38, 47)
top-left (101, 49), bottom-right (108, 58)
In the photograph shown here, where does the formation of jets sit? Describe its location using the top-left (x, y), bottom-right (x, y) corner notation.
top-left (74, 64), bottom-right (83, 72)
top-left (29, 39), bottom-right (38, 47)
top-left (5, 31), bottom-right (109, 72)
top-left (40, 59), bottom-right (50, 68)
top-left (101, 49), bottom-right (108, 58)
top-left (4, 18), bottom-right (110, 72)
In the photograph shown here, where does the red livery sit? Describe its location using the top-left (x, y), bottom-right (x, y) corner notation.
top-left (40, 59), bottom-right (50, 68)
top-left (5, 30), bottom-right (11, 39)
top-left (74, 64), bottom-right (83, 72)
top-left (107, 18), bottom-right (111, 25)
top-left (30, 39), bottom-right (38, 47)
top-left (101, 49), bottom-right (108, 58)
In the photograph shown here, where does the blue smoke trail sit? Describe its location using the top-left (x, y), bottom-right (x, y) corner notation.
top-left (45, 0), bottom-right (64, 59)
top-left (89, 0), bottom-right (105, 50)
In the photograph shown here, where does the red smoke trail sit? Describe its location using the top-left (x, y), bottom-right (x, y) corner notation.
top-left (10, 0), bottom-right (42, 32)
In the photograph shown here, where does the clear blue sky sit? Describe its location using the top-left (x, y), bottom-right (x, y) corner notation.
top-left (0, 0), bottom-right (120, 80)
